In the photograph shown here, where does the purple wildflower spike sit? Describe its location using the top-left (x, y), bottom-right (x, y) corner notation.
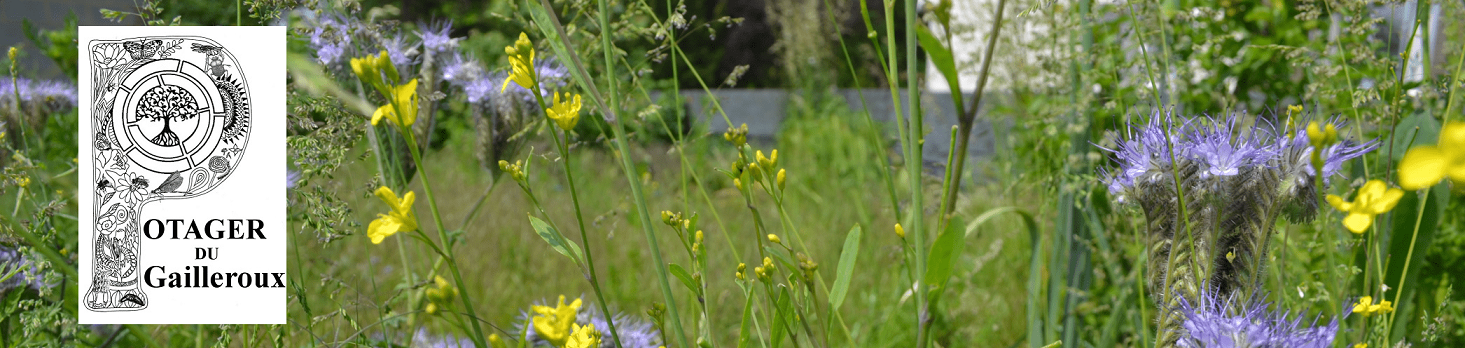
top-left (1177, 292), bottom-right (1342, 348)
top-left (417, 19), bottom-right (457, 53)
top-left (1184, 116), bottom-right (1276, 178)
top-left (440, 51), bottom-right (484, 87)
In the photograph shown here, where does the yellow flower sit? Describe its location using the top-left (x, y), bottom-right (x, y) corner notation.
top-left (756, 149), bottom-right (778, 169)
top-left (1398, 121), bottom-right (1465, 190)
top-left (423, 275), bottom-right (457, 315)
top-left (1326, 180), bottom-right (1403, 234)
top-left (368, 186), bottom-right (418, 244)
top-left (894, 223), bottom-right (905, 239)
top-left (1306, 121), bottom-right (1338, 148)
top-left (502, 32), bottom-right (537, 92)
top-left (1353, 344), bottom-right (1366, 348)
top-left (776, 168), bottom-right (786, 190)
top-left (350, 50), bottom-right (399, 91)
top-left (531, 295), bottom-right (582, 347)
top-left (1352, 296), bottom-right (1394, 317)
top-left (371, 79), bottom-right (420, 128)
top-left (489, 334), bottom-right (508, 348)
top-left (723, 123), bottom-right (748, 147)
top-left (767, 234), bottom-right (782, 244)
top-left (546, 92), bottom-right (582, 131)
top-left (564, 323), bottom-right (600, 348)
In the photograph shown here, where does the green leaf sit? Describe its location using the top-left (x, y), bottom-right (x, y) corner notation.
top-left (924, 216), bottom-right (967, 297)
top-left (736, 287), bottom-right (756, 348)
top-left (1384, 183), bottom-right (1447, 343)
top-left (1391, 112), bottom-right (1440, 161)
top-left (915, 23), bottom-right (965, 115)
top-left (527, 215), bottom-right (584, 265)
top-left (669, 263), bottom-right (699, 294)
top-left (771, 286), bottom-right (795, 348)
top-left (829, 225), bottom-right (862, 310)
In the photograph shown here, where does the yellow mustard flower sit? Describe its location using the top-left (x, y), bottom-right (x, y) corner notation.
top-left (1398, 121), bottom-right (1465, 190)
top-left (894, 223), bottom-right (905, 239)
top-left (564, 323), bottom-right (600, 348)
top-left (371, 79), bottom-right (419, 127)
top-left (368, 186), bottom-right (418, 244)
top-left (1306, 121), bottom-right (1338, 148)
top-left (423, 275), bottom-right (457, 315)
top-left (531, 295), bottom-right (582, 347)
top-left (502, 32), bottom-right (536, 92)
top-left (546, 92), bottom-right (582, 131)
top-left (1326, 180), bottom-right (1403, 234)
top-left (1353, 344), bottom-right (1366, 348)
top-left (1352, 296), bottom-right (1394, 317)
top-left (351, 50), bottom-right (399, 91)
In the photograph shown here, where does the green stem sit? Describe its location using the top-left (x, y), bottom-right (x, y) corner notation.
top-left (397, 127), bottom-right (489, 347)
top-left (902, 0), bottom-right (929, 345)
top-left (587, 0), bottom-right (692, 345)
top-left (535, 89), bottom-right (626, 348)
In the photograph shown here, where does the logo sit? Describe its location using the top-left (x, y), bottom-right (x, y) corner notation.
top-left (84, 36), bottom-right (251, 312)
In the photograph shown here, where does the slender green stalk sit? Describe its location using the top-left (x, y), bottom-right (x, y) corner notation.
top-left (902, 0), bottom-right (930, 345)
top-left (396, 126), bottom-right (489, 347)
top-left (1385, 30), bottom-right (1465, 340)
top-left (567, 0), bottom-right (693, 345)
top-left (533, 89), bottom-right (626, 348)
top-left (938, 0), bottom-right (1007, 218)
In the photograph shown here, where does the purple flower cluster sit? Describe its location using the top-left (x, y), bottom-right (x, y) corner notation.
top-left (1100, 111), bottom-right (1375, 203)
top-left (0, 78), bottom-right (77, 114)
top-left (303, 12), bottom-right (418, 74)
top-left (417, 20), bottom-right (457, 54)
top-left (410, 327), bottom-right (475, 348)
top-left (1177, 292), bottom-right (1342, 348)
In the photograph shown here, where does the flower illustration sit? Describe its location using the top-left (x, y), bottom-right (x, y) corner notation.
top-left (91, 43), bottom-right (128, 69)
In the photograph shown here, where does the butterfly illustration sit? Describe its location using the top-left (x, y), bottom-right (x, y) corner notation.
top-left (123, 40), bottom-right (163, 60)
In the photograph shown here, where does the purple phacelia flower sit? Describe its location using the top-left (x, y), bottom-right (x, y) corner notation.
top-left (1177, 292), bottom-right (1342, 348)
top-left (417, 19), bottom-right (457, 54)
top-left (409, 327), bottom-right (474, 348)
top-left (0, 78), bottom-right (77, 114)
top-left (441, 51), bottom-right (484, 86)
top-left (381, 34), bottom-right (419, 74)
top-left (1183, 116), bottom-right (1276, 178)
top-left (286, 170), bottom-right (300, 189)
top-left (307, 14), bottom-right (356, 66)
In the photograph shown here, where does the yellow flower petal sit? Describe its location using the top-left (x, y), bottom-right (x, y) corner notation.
top-left (1398, 146), bottom-right (1448, 190)
top-left (1343, 213), bottom-right (1373, 234)
top-left (375, 186), bottom-right (401, 207)
top-left (392, 79), bottom-right (419, 127)
top-left (1353, 296), bottom-right (1373, 314)
top-left (1439, 121), bottom-right (1465, 151)
top-left (368, 215), bottom-right (402, 244)
top-left (1325, 194), bottom-right (1351, 212)
top-left (371, 105), bottom-right (392, 126)
top-left (1368, 187), bottom-right (1404, 215)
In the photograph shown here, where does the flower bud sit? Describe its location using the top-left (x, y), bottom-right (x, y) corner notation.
top-left (767, 234), bottom-right (781, 244)
top-left (894, 223), bottom-right (905, 239)
top-left (776, 169), bottom-right (786, 190)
